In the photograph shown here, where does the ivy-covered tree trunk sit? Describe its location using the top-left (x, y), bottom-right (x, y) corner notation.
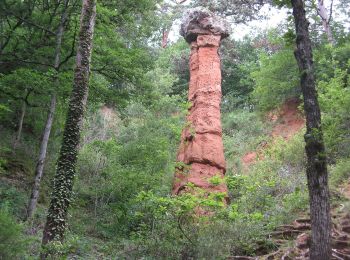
top-left (291, 0), bottom-right (331, 259)
top-left (41, 0), bottom-right (96, 248)
top-left (26, 0), bottom-right (69, 221)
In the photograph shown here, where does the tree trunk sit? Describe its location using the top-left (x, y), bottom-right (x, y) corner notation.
top-left (13, 93), bottom-right (27, 150)
top-left (41, 0), bottom-right (96, 250)
top-left (291, 0), bottom-right (331, 259)
top-left (26, 0), bottom-right (69, 221)
top-left (161, 28), bottom-right (169, 48)
top-left (317, 0), bottom-right (334, 45)
top-left (26, 94), bottom-right (56, 220)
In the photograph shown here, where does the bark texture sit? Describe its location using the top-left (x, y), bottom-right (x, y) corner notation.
top-left (41, 0), bottom-right (96, 248)
top-left (291, 0), bottom-right (331, 259)
top-left (27, 0), bottom-right (69, 221)
top-left (173, 8), bottom-right (229, 199)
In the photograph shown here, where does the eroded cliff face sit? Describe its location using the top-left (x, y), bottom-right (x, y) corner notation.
top-left (173, 8), bottom-right (229, 199)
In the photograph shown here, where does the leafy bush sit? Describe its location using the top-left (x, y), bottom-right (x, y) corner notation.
top-left (222, 109), bottom-right (270, 173)
top-left (318, 58), bottom-right (350, 158)
top-left (0, 181), bottom-right (28, 218)
top-left (117, 190), bottom-right (274, 259)
top-left (226, 133), bottom-right (308, 230)
top-left (74, 94), bottom-right (184, 240)
top-left (41, 234), bottom-right (90, 259)
top-left (114, 133), bottom-right (308, 259)
top-left (0, 207), bottom-right (28, 259)
top-left (251, 49), bottom-right (300, 111)
top-left (329, 158), bottom-right (350, 186)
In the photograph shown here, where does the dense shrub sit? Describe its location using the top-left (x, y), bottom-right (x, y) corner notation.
top-left (318, 43), bottom-right (350, 158)
top-left (251, 49), bottom-right (300, 111)
top-left (0, 207), bottom-right (28, 259)
top-left (222, 109), bottom-right (270, 173)
top-left (329, 158), bottom-right (350, 186)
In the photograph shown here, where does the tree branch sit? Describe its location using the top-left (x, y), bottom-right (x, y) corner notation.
top-left (9, 53), bottom-right (54, 68)
top-left (0, 88), bottom-right (40, 107)
top-left (328, 0), bottom-right (333, 23)
top-left (92, 66), bottom-right (136, 86)
top-left (58, 19), bottom-right (78, 70)
top-left (0, 9), bottom-right (56, 36)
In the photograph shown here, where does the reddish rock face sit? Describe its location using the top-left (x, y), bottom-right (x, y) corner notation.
top-left (173, 9), bottom-right (229, 199)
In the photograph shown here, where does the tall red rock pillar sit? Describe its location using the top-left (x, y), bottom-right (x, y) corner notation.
top-left (173, 8), bottom-right (230, 199)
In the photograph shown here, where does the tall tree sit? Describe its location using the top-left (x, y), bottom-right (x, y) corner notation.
top-left (317, 0), bottom-right (334, 45)
top-left (26, 0), bottom-right (70, 221)
top-left (291, 0), bottom-right (331, 259)
top-left (41, 0), bottom-right (96, 249)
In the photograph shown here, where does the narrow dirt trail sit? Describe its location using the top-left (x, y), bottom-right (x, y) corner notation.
top-left (275, 181), bottom-right (350, 260)
top-left (230, 180), bottom-right (350, 259)
top-left (235, 99), bottom-right (350, 259)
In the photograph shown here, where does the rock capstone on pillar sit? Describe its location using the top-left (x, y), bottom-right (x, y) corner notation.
top-left (173, 8), bottom-right (230, 200)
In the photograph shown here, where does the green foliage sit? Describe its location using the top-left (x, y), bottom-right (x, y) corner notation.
top-left (119, 190), bottom-right (270, 258)
top-left (0, 181), bottom-right (28, 218)
top-left (251, 48), bottom-right (300, 111)
top-left (208, 174), bottom-right (224, 186)
top-left (0, 207), bottom-right (28, 259)
top-left (226, 132), bottom-right (308, 228)
top-left (41, 234), bottom-right (87, 259)
top-left (110, 117), bottom-right (309, 259)
top-left (0, 104), bottom-right (11, 119)
top-left (222, 109), bottom-right (270, 173)
top-left (0, 68), bottom-right (50, 101)
top-left (220, 37), bottom-right (259, 110)
top-left (74, 93), bottom-right (184, 239)
top-left (155, 39), bottom-right (190, 96)
top-left (317, 43), bottom-right (350, 158)
top-left (329, 158), bottom-right (350, 186)
top-left (0, 1), bottom-right (349, 258)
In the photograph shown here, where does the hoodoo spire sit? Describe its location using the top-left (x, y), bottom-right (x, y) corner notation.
top-left (173, 8), bottom-right (230, 200)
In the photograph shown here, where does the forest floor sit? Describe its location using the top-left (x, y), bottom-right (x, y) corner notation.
top-left (235, 99), bottom-right (350, 260)
top-left (254, 180), bottom-right (350, 260)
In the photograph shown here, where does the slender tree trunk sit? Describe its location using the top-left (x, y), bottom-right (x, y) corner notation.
top-left (13, 93), bottom-right (27, 150)
top-left (41, 0), bottom-right (96, 250)
top-left (26, 0), bottom-right (69, 221)
top-left (161, 28), bottom-right (169, 48)
top-left (27, 94), bottom-right (56, 219)
top-left (317, 0), bottom-right (334, 45)
top-left (291, 0), bottom-right (331, 259)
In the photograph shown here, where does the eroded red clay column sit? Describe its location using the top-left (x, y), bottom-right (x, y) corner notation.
top-left (173, 8), bottom-right (230, 200)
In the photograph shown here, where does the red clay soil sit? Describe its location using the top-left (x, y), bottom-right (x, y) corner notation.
top-left (241, 98), bottom-right (305, 168)
top-left (270, 98), bottom-right (305, 140)
top-left (242, 152), bottom-right (258, 166)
